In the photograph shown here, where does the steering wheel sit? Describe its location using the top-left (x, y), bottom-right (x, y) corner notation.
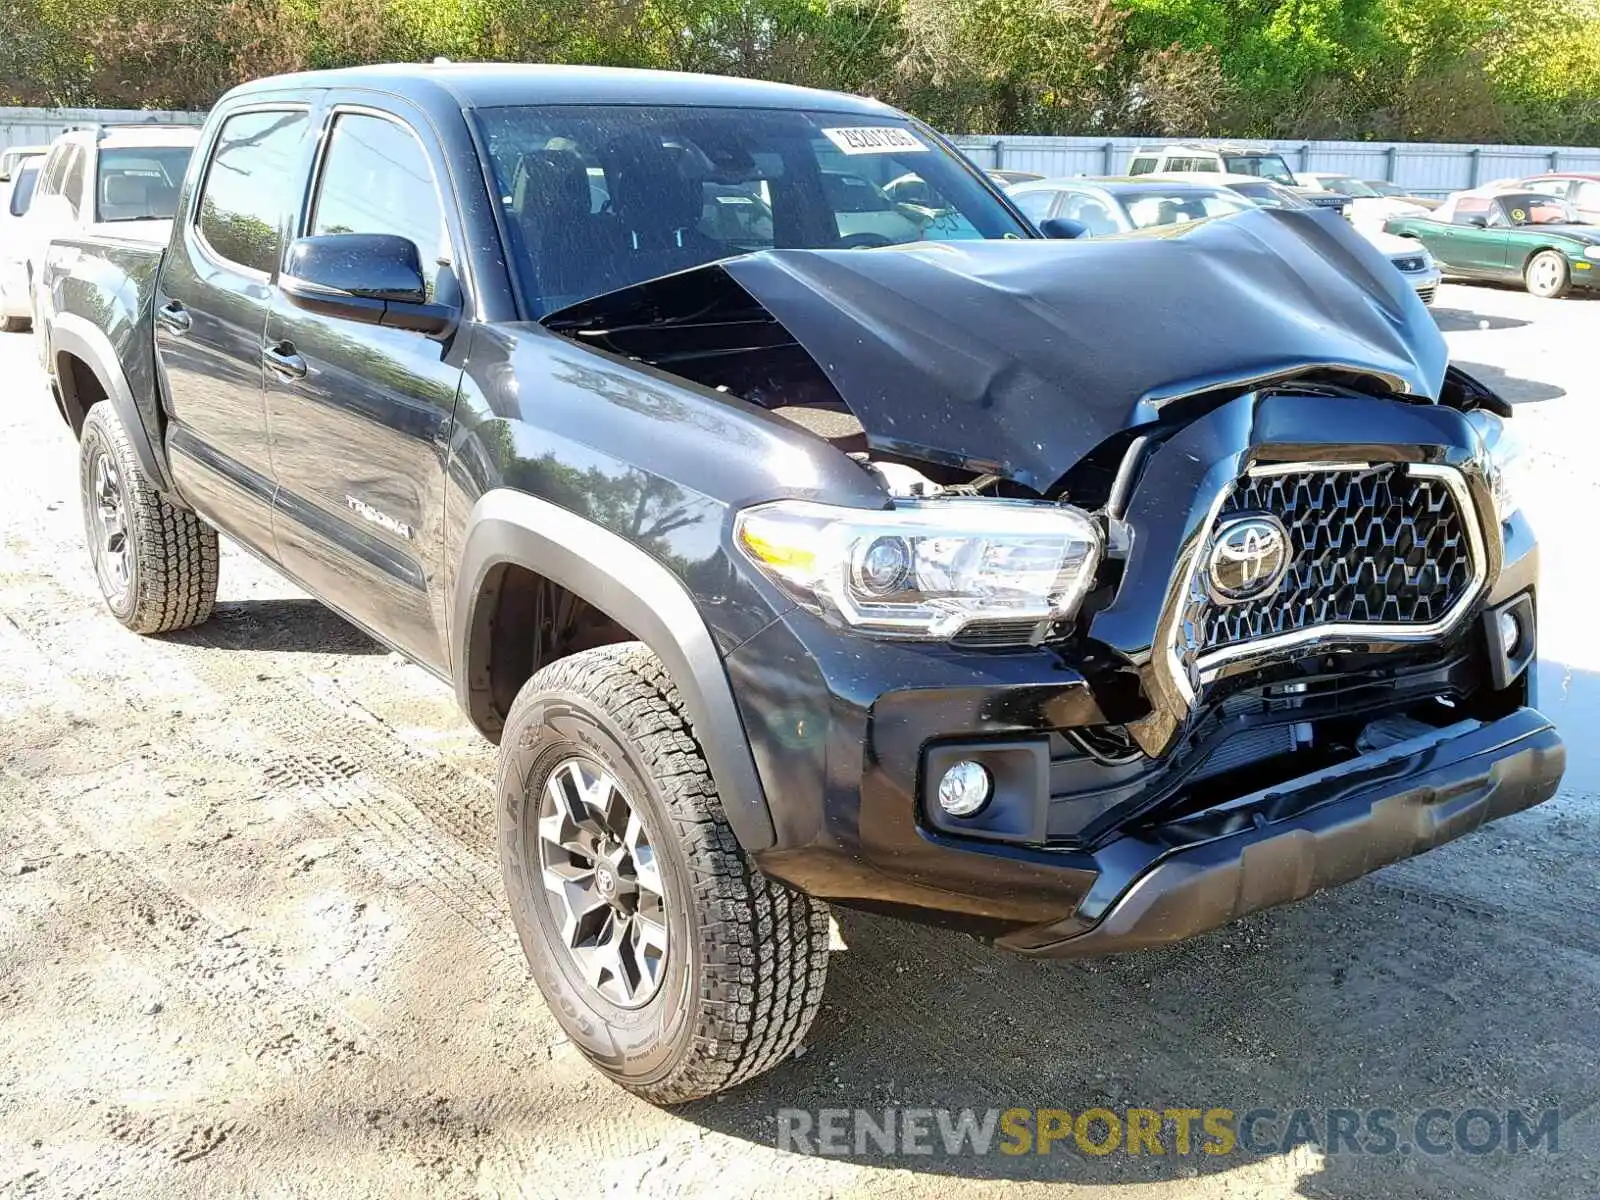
top-left (836, 233), bottom-right (894, 250)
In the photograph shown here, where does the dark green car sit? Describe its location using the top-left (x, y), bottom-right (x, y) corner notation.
top-left (1384, 190), bottom-right (1600, 298)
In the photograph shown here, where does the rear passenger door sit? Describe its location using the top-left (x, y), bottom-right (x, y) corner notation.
top-left (157, 105), bottom-right (312, 557)
top-left (263, 102), bottom-right (467, 670)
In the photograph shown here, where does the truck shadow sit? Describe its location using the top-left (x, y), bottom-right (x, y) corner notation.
top-left (1448, 359), bottom-right (1565, 405)
top-left (163, 598), bottom-right (386, 655)
top-left (1430, 307), bottom-right (1529, 333)
top-left (672, 687), bottom-right (1589, 1196)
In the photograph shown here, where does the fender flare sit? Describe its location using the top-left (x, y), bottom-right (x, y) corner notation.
top-left (452, 489), bottom-right (776, 852)
top-left (49, 311), bottom-right (177, 495)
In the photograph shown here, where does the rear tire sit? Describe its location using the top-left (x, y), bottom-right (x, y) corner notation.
top-left (78, 402), bottom-right (218, 633)
top-left (497, 642), bottom-right (829, 1104)
top-left (1524, 250), bottom-right (1570, 299)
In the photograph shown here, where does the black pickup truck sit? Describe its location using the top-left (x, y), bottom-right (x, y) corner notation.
top-left (40, 64), bottom-right (1562, 1104)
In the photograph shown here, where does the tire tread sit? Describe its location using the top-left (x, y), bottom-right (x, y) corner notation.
top-left (505, 643), bottom-right (829, 1104)
top-left (81, 402), bottom-right (218, 634)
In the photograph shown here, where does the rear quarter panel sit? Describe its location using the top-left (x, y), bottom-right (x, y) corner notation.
top-left (44, 236), bottom-right (164, 439)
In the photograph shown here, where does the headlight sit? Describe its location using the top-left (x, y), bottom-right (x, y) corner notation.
top-left (734, 498), bottom-right (1102, 639)
top-left (1584, 246), bottom-right (1600, 261)
top-left (1466, 409), bottom-right (1520, 524)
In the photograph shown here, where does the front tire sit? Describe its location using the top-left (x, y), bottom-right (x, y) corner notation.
top-left (78, 402), bottom-right (219, 633)
top-left (0, 314), bottom-right (28, 333)
top-left (497, 642), bottom-right (829, 1104)
top-left (1524, 250), bottom-right (1571, 299)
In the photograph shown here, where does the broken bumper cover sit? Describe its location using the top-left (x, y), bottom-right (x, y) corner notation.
top-left (998, 706), bottom-right (1563, 957)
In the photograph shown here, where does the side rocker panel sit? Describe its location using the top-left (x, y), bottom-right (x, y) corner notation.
top-left (452, 489), bottom-right (777, 852)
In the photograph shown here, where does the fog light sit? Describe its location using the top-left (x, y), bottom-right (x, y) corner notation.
top-left (937, 760), bottom-right (993, 817)
top-left (1498, 610), bottom-right (1521, 657)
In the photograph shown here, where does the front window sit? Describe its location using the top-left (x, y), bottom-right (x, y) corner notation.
top-left (1120, 188), bottom-right (1253, 229)
top-left (1057, 189), bottom-right (1125, 235)
top-left (475, 104), bottom-right (1029, 316)
top-left (310, 113), bottom-right (450, 299)
top-left (96, 146), bottom-right (194, 222)
top-left (1221, 153), bottom-right (1296, 185)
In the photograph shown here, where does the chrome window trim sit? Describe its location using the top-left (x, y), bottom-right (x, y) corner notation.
top-left (1162, 460), bottom-right (1489, 706)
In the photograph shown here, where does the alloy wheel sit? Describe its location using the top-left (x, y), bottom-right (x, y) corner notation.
top-left (85, 448), bottom-right (132, 606)
top-left (1529, 254), bottom-right (1564, 296)
top-left (535, 756), bottom-right (669, 1008)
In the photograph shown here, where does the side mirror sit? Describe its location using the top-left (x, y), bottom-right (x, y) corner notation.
top-left (1038, 217), bottom-right (1089, 240)
top-left (281, 233), bottom-right (456, 337)
top-left (1467, 214), bottom-right (1488, 228)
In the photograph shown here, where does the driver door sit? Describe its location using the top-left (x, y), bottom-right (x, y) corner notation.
top-left (1432, 197), bottom-right (1506, 275)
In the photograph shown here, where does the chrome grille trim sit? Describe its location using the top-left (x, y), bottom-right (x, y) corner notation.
top-left (1164, 461), bottom-right (1488, 704)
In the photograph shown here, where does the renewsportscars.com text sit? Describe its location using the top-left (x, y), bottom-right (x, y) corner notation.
top-left (776, 1106), bottom-right (1560, 1159)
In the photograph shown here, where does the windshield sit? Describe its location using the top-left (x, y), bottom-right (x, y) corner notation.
top-left (1498, 193), bottom-right (1578, 225)
top-left (8, 159), bottom-right (41, 217)
top-left (474, 104), bottom-right (1028, 315)
top-left (1226, 180), bottom-right (1311, 210)
top-left (1119, 188), bottom-right (1253, 228)
top-left (95, 145), bottom-right (194, 222)
top-left (1321, 175), bottom-right (1379, 198)
top-left (1221, 153), bottom-right (1296, 185)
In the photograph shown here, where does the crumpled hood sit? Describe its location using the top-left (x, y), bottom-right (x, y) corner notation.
top-left (546, 208), bottom-right (1448, 494)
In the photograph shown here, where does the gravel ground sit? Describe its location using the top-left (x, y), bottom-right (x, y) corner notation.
top-left (1, 283), bottom-right (1597, 1200)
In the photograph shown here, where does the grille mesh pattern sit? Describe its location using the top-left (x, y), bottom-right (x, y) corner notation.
top-left (1184, 465), bottom-right (1477, 658)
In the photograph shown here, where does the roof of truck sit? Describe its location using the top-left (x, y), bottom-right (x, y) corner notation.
top-left (226, 62), bottom-right (900, 117)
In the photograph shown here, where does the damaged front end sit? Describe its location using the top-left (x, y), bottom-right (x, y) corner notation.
top-left (543, 208), bottom-right (1556, 939)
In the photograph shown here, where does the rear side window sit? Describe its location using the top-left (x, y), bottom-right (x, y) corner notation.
top-left (60, 148), bottom-right (85, 216)
top-left (38, 146), bottom-right (69, 198)
top-left (196, 109), bottom-right (308, 275)
top-left (8, 161), bottom-right (41, 217)
top-left (309, 113), bottom-right (450, 298)
top-left (1128, 156), bottom-right (1157, 176)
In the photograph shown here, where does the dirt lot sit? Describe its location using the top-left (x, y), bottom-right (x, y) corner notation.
top-left (1, 283), bottom-right (1597, 1200)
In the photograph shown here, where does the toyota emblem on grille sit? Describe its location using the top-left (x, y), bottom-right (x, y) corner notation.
top-left (1206, 514), bottom-right (1290, 604)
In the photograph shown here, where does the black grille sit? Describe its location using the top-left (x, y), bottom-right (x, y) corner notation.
top-left (1184, 465), bottom-right (1478, 658)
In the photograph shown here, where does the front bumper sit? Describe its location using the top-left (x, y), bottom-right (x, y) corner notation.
top-left (724, 390), bottom-right (1554, 950)
top-left (998, 706), bottom-right (1563, 955)
top-left (1406, 266), bottom-right (1442, 304)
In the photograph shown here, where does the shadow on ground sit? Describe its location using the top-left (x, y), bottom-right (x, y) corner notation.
top-left (1430, 307), bottom-right (1530, 333)
top-left (1450, 359), bottom-right (1565, 405)
top-left (164, 598), bottom-right (384, 655)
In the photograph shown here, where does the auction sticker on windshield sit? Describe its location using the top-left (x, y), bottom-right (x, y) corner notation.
top-left (822, 127), bottom-right (928, 155)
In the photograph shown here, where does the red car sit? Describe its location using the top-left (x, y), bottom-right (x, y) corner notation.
top-left (1518, 173), bottom-right (1600, 224)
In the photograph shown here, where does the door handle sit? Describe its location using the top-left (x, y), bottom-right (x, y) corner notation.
top-left (156, 301), bottom-right (190, 335)
top-left (263, 342), bottom-right (307, 381)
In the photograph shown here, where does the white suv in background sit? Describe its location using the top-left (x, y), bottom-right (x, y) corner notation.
top-left (0, 152), bottom-right (45, 331)
top-left (1294, 171), bottom-right (1429, 234)
top-left (18, 124), bottom-right (200, 323)
top-left (1127, 144), bottom-right (1350, 217)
